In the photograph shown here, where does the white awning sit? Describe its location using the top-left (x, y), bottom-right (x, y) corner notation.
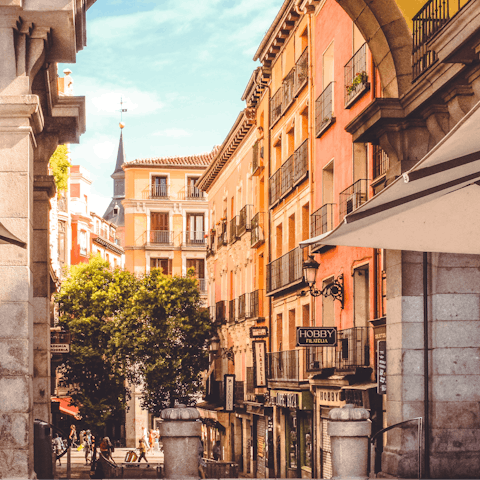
top-left (300, 101), bottom-right (480, 255)
top-left (0, 222), bottom-right (26, 248)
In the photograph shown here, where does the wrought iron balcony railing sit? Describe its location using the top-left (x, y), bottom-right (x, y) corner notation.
top-left (344, 43), bottom-right (368, 107)
top-left (270, 87), bottom-right (283, 127)
top-left (269, 168), bottom-right (281, 207)
top-left (149, 230), bottom-right (174, 245)
top-left (311, 203), bottom-right (335, 237)
top-left (280, 154), bottom-right (294, 198)
top-left (186, 185), bottom-right (205, 200)
top-left (217, 221), bottom-right (228, 248)
top-left (267, 247), bottom-right (304, 294)
top-left (184, 231), bottom-right (206, 246)
top-left (238, 293), bottom-right (252, 320)
top-left (336, 327), bottom-right (371, 370)
top-left (373, 145), bottom-right (390, 179)
top-left (250, 289), bottom-right (265, 319)
top-left (293, 138), bottom-right (308, 185)
top-left (294, 47), bottom-right (308, 95)
top-left (216, 300), bottom-right (227, 324)
top-left (251, 212), bottom-right (265, 248)
top-left (305, 346), bottom-right (336, 371)
top-left (283, 68), bottom-right (295, 111)
top-left (229, 216), bottom-right (238, 244)
top-left (150, 183), bottom-right (169, 198)
top-left (269, 350), bottom-right (300, 382)
top-left (238, 205), bottom-right (253, 236)
top-left (315, 82), bottom-right (334, 137)
top-left (339, 179), bottom-right (369, 219)
top-left (228, 299), bottom-right (236, 324)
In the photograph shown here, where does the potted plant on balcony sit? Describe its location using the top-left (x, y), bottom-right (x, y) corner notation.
top-left (346, 71), bottom-right (368, 96)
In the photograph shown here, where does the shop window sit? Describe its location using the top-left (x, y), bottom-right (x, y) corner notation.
top-left (286, 411), bottom-right (298, 473)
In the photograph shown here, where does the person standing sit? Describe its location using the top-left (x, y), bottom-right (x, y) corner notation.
top-left (69, 424), bottom-right (77, 447)
top-left (84, 430), bottom-right (92, 465)
top-left (53, 434), bottom-right (63, 466)
top-left (213, 441), bottom-right (221, 461)
top-left (137, 438), bottom-right (148, 463)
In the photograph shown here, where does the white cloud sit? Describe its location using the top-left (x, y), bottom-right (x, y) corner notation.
top-left (152, 128), bottom-right (191, 138)
top-left (89, 191), bottom-right (111, 217)
top-left (93, 140), bottom-right (116, 160)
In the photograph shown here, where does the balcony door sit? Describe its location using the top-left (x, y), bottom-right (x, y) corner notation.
top-left (151, 212), bottom-right (169, 243)
top-left (187, 213), bottom-right (204, 243)
top-left (187, 176), bottom-right (201, 198)
top-left (151, 257), bottom-right (172, 275)
top-left (187, 258), bottom-right (205, 292)
top-left (152, 176), bottom-right (167, 197)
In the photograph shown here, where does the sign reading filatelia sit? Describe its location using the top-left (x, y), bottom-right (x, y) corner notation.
top-left (377, 340), bottom-right (387, 395)
top-left (296, 327), bottom-right (337, 346)
top-left (253, 341), bottom-right (267, 387)
top-left (224, 374), bottom-right (235, 412)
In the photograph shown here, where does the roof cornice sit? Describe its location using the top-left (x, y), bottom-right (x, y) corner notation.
top-left (241, 66), bottom-right (272, 108)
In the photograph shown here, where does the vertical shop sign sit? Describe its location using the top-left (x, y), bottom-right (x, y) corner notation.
top-left (225, 374), bottom-right (235, 412)
top-left (377, 340), bottom-right (386, 394)
top-left (253, 340), bottom-right (267, 387)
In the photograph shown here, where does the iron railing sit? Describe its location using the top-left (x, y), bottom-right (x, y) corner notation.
top-left (229, 217), bottom-right (238, 244)
top-left (217, 221), bottom-right (227, 247)
top-left (280, 154), bottom-right (294, 198)
top-left (311, 203), bottom-right (335, 237)
top-left (238, 205), bottom-right (253, 236)
top-left (186, 185), bottom-right (205, 199)
top-left (216, 301), bottom-right (227, 324)
top-left (344, 43), bottom-right (368, 106)
top-left (267, 247), bottom-right (304, 293)
top-left (293, 139), bottom-right (308, 185)
top-left (269, 168), bottom-right (282, 207)
top-left (251, 212), bottom-right (265, 247)
top-left (305, 346), bottom-right (336, 371)
top-left (184, 231), bottom-right (206, 246)
top-left (337, 327), bottom-right (371, 370)
top-left (228, 299), bottom-right (236, 324)
top-left (373, 145), bottom-right (390, 179)
top-left (339, 179), bottom-right (369, 219)
top-left (150, 183), bottom-right (169, 198)
top-left (294, 47), bottom-right (308, 95)
top-left (149, 230), bottom-right (174, 245)
top-left (238, 293), bottom-right (252, 320)
top-left (269, 350), bottom-right (300, 382)
top-left (315, 82), bottom-right (334, 137)
top-left (250, 289), bottom-right (265, 319)
top-left (283, 68), bottom-right (296, 110)
top-left (271, 87), bottom-right (283, 126)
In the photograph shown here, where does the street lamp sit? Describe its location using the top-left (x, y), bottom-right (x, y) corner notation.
top-left (209, 336), bottom-right (220, 354)
top-left (302, 255), bottom-right (344, 308)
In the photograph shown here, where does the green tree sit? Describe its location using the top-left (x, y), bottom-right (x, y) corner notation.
top-left (115, 268), bottom-right (213, 415)
top-left (49, 144), bottom-right (71, 194)
top-left (56, 255), bottom-right (138, 432)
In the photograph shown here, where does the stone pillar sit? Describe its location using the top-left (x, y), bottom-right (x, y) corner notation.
top-left (328, 404), bottom-right (371, 480)
top-left (159, 404), bottom-right (202, 479)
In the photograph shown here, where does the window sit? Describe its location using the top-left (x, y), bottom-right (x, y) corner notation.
top-left (322, 276), bottom-right (335, 327)
top-left (288, 214), bottom-right (295, 250)
top-left (323, 42), bottom-right (334, 90)
top-left (151, 258), bottom-right (172, 275)
top-left (354, 266), bottom-right (369, 327)
top-left (186, 213), bottom-right (205, 243)
top-left (353, 143), bottom-right (368, 183)
top-left (276, 313), bottom-right (283, 351)
top-left (150, 212), bottom-right (170, 244)
top-left (187, 177), bottom-right (201, 198)
top-left (276, 224), bottom-right (283, 258)
top-left (288, 309), bottom-right (296, 349)
top-left (302, 204), bottom-right (309, 241)
top-left (79, 230), bottom-right (87, 256)
top-left (151, 176), bottom-right (168, 198)
top-left (322, 161), bottom-right (334, 205)
top-left (302, 304), bottom-right (310, 327)
top-left (58, 221), bottom-right (66, 266)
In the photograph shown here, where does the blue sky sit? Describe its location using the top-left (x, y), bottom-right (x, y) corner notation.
top-left (61, 0), bottom-right (284, 215)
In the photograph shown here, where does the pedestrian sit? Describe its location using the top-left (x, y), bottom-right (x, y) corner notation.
top-left (79, 430), bottom-right (85, 447)
top-left (198, 439), bottom-right (206, 479)
top-left (137, 438), bottom-right (148, 463)
top-left (213, 440), bottom-right (221, 461)
top-left (84, 429), bottom-right (92, 465)
top-left (148, 429), bottom-right (154, 454)
top-left (53, 434), bottom-right (63, 466)
top-left (100, 437), bottom-right (114, 463)
top-left (69, 424), bottom-right (77, 447)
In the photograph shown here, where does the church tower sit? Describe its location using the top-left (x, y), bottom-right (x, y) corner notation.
top-left (103, 123), bottom-right (126, 246)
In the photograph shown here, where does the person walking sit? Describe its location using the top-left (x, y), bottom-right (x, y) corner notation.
top-left (84, 430), bottom-right (92, 465)
top-left (53, 434), bottom-right (63, 466)
top-left (69, 424), bottom-right (77, 447)
top-left (100, 437), bottom-right (114, 463)
top-left (137, 438), bottom-right (148, 463)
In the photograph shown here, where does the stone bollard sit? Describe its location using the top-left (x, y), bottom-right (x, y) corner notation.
top-left (328, 403), bottom-right (371, 480)
top-left (159, 404), bottom-right (202, 479)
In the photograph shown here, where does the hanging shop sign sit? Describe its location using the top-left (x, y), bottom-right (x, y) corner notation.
top-left (253, 341), bottom-right (267, 387)
top-left (250, 326), bottom-right (268, 338)
top-left (377, 340), bottom-right (387, 395)
top-left (296, 327), bottom-right (337, 346)
top-left (51, 344), bottom-right (70, 354)
top-left (224, 374), bottom-right (235, 412)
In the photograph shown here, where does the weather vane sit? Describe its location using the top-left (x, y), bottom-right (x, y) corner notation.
top-left (119, 96), bottom-right (127, 128)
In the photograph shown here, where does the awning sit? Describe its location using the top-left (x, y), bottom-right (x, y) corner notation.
top-left (0, 221), bottom-right (26, 248)
top-left (300, 101), bottom-right (480, 255)
top-left (51, 397), bottom-right (82, 420)
top-left (341, 382), bottom-right (378, 391)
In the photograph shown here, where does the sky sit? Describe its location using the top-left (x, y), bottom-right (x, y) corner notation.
top-left (61, 0), bottom-right (284, 215)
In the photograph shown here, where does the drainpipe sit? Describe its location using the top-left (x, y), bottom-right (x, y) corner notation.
top-left (423, 252), bottom-right (430, 479)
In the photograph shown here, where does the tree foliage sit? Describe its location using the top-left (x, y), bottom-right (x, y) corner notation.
top-left (56, 256), bottom-right (213, 429)
top-left (49, 144), bottom-right (71, 194)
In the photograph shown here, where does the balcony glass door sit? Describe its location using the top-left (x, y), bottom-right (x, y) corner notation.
top-left (151, 212), bottom-right (169, 243)
top-left (187, 213), bottom-right (204, 244)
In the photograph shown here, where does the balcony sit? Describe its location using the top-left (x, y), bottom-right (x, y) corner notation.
top-left (150, 183), bottom-right (169, 199)
top-left (267, 247), bottom-right (305, 294)
top-left (269, 168), bottom-right (281, 208)
top-left (344, 43), bottom-right (369, 108)
top-left (237, 293), bottom-right (251, 320)
top-left (238, 205), bottom-right (253, 236)
top-left (337, 327), bottom-right (371, 370)
top-left (293, 139), bottom-right (308, 185)
top-left (339, 179), bottom-right (369, 219)
top-left (252, 140), bottom-right (264, 176)
top-left (250, 289), bottom-right (265, 320)
top-left (283, 68), bottom-right (295, 111)
top-left (270, 87), bottom-right (283, 127)
top-left (305, 346), bottom-right (336, 371)
top-left (184, 231), bottom-right (206, 247)
top-left (311, 203), bottom-right (335, 238)
top-left (315, 82), bottom-right (335, 137)
top-left (373, 145), bottom-right (390, 180)
top-left (229, 217), bottom-right (238, 244)
top-left (186, 185), bottom-right (206, 200)
top-left (228, 299), bottom-right (236, 324)
top-left (217, 221), bottom-right (227, 248)
top-left (251, 212), bottom-right (265, 248)
top-left (216, 301), bottom-right (227, 324)
top-left (294, 47), bottom-right (308, 95)
top-left (269, 350), bottom-right (300, 382)
top-left (149, 230), bottom-right (174, 246)
top-left (280, 154), bottom-right (294, 198)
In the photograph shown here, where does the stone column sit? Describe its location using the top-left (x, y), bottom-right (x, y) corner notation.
top-left (159, 404), bottom-right (202, 479)
top-left (0, 97), bottom-right (43, 478)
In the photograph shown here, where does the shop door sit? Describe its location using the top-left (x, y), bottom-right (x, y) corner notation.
top-left (256, 416), bottom-right (266, 478)
top-left (321, 417), bottom-right (332, 479)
